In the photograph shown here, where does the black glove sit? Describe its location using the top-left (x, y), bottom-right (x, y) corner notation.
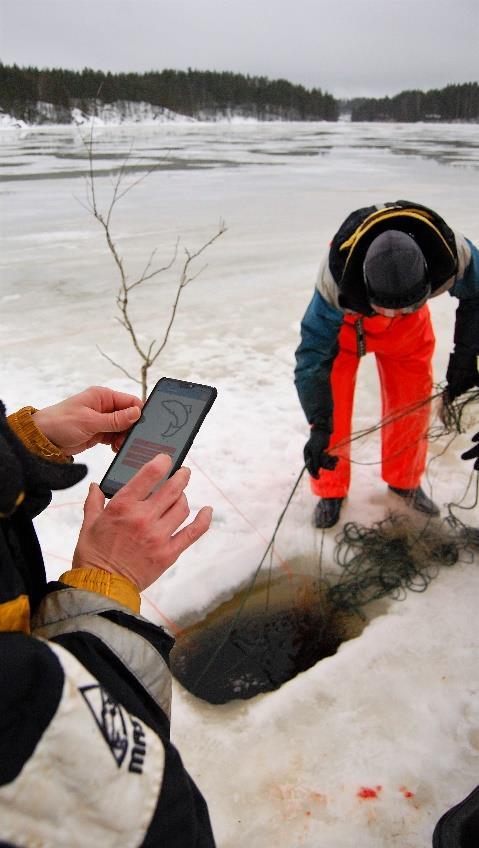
top-left (445, 351), bottom-right (479, 402)
top-left (304, 428), bottom-right (338, 478)
top-left (461, 431), bottom-right (479, 470)
top-left (0, 401), bottom-right (86, 518)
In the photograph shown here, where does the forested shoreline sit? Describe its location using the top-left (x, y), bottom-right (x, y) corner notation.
top-left (0, 64), bottom-right (338, 122)
top-left (0, 63), bottom-right (477, 124)
top-left (348, 83), bottom-right (479, 122)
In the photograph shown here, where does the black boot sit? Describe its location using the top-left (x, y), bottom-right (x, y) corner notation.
top-left (388, 485), bottom-right (440, 516)
top-left (314, 497), bottom-right (344, 529)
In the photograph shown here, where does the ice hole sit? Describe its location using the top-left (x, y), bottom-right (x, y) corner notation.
top-left (170, 571), bottom-right (366, 705)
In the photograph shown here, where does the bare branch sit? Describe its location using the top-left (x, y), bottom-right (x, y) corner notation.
top-left (96, 345), bottom-right (141, 384)
top-left (182, 262), bottom-right (208, 288)
top-left (114, 165), bottom-right (157, 206)
top-left (115, 295), bottom-right (146, 360)
top-left (146, 339), bottom-right (156, 362)
top-left (183, 220), bottom-right (227, 267)
top-left (114, 316), bottom-right (129, 331)
top-left (86, 128), bottom-right (226, 400)
top-left (72, 193), bottom-right (94, 215)
top-left (150, 223), bottom-right (226, 365)
top-left (137, 246), bottom-right (159, 284)
top-left (128, 237), bottom-right (180, 292)
top-left (106, 146), bottom-right (135, 228)
top-left (87, 123), bottom-right (98, 218)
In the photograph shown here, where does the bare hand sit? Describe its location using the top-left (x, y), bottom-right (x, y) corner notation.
top-left (32, 386), bottom-right (143, 455)
top-left (72, 454), bottom-right (213, 590)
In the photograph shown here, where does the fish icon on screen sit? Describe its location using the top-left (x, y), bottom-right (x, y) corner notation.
top-left (160, 399), bottom-right (192, 438)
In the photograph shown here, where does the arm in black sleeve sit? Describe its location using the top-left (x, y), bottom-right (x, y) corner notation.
top-left (452, 295), bottom-right (479, 357)
top-left (446, 238), bottom-right (479, 400)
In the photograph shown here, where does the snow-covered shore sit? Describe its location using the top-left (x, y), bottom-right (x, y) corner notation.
top-left (0, 100), bottom-right (195, 128)
top-left (0, 99), bottom-right (295, 129)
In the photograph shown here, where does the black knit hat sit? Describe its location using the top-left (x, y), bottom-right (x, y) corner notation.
top-left (363, 230), bottom-right (430, 309)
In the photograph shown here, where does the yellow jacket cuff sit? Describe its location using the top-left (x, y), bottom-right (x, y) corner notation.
top-left (59, 567), bottom-right (141, 614)
top-left (0, 595), bottom-right (31, 634)
top-left (7, 406), bottom-right (70, 463)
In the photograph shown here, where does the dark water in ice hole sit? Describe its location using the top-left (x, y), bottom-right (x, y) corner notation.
top-left (170, 572), bottom-right (365, 704)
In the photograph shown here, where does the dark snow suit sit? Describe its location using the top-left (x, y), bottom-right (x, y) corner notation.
top-left (0, 404), bottom-right (216, 847)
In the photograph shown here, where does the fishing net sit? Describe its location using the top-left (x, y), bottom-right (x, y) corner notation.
top-left (327, 511), bottom-right (467, 615)
top-left (171, 387), bottom-right (479, 702)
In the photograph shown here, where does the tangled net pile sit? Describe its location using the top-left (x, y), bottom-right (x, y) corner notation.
top-left (324, 387), bottom-right (479, 616)
top-left (326, 512), bottom-right (472, 616)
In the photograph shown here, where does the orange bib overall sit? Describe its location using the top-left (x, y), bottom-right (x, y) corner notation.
top-left (311, 305), bottom-right (435, 498)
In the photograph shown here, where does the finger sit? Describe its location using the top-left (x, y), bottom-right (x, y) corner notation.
top-left (110, 391), bottom-right (143, 413)
top-left (90, 405), bottom-right (141, 435)
top-left (156, 492), bottom-right (190, 537)
top-left (115, 453), bottom-right (173, 502)
top-left (104, 431), bottom-right (132, 452)
top-left (167, 506), bottom-right (213, 562)
top-left (107, 432), bottom-right (127, 452)
top-left (111, 433), bottom-right (125, 453)
top-left (81, 483), bottom-right (105, 531)
top-left (92, 387), bottom-right (143, 414)
top-left (148, 467), bottom-right (192, 514)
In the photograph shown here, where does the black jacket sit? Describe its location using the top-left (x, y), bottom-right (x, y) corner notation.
top-left (0, 403), bottom-right (216, 847)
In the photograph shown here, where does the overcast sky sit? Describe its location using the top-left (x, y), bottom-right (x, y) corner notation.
top-left (1, 0), bottom-right (478, 99)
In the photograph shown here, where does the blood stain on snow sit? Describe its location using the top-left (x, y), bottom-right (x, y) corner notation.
top-left (399, 785), bottom-right (415, 799)
top-left (357, 785), bottom-right (382, 800)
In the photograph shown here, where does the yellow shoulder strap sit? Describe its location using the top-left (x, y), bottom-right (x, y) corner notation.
top-left (340, 208), bottom-right (454, 261)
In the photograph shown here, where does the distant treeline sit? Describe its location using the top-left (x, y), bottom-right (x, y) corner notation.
top-left (349, 82), bottom-right (479, 122)
top-left (2, 65), bottom-right (477, 125)
top-left (0, 63), bottom-right (339, 122)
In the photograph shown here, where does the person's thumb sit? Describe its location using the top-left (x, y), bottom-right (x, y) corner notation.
top-left (81, 482), bottom-right (105, 530)
top-left (96, 405), bottom-right (141, 434)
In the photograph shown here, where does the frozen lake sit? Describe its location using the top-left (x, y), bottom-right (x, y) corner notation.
top-left (1, 121), bottom-right (478, 392)
top-left (1, 120), bottom-right (479, 847)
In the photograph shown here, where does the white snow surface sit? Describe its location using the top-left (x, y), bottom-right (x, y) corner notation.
top-left (1, 121), bottom-right (478, 847)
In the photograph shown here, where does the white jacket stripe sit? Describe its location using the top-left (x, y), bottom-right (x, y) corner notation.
top-left (33, 590), bottom-right (172, 718)
top-left (0, 642), bottom-right (164, 848)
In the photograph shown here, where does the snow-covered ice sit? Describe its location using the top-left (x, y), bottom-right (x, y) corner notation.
top-left (1, 120), bottom-right (478, 847)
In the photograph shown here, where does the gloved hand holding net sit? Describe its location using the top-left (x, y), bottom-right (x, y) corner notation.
top-left (304, 428), bottom-right (339, 477)
top-left (461, 431), bottom-right (479, 470)
top-left (445, 351), bottom-right (479, 402)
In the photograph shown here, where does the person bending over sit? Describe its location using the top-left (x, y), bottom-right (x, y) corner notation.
top-left (295, 200), bottom-right (479, 528)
